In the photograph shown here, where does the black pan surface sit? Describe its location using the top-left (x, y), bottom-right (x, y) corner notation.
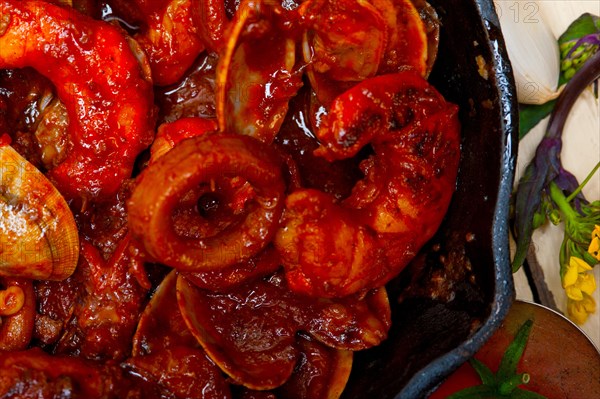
top-left (340, 1), bottom-right (518, 397)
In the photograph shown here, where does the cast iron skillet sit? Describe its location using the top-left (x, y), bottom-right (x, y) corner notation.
top-left (340, 1), bottom-right (518, 398)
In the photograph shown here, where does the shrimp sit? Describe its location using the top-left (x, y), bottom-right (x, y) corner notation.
top-left (0, 0), bottom-right (155, 201)
top-left (275, 71), bottom-right (461, 298)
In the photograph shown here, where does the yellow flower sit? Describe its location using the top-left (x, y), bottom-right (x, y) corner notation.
top-left (562, 257), bottom-right (596, 301)
top-left (567, 293), bottom-right (597, 325)
top-left (589, 225), bottom-right (600, 262)
top-left (592, 225), bottom-right (600, 240)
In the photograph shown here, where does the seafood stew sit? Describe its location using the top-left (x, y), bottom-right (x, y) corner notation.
top-left (0, 0), bottom-right (517, 398)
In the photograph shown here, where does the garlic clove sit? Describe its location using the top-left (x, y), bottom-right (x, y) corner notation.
top-left (0, 145), bottom-right (79, 280)
top-left (494, 0), bottom-right (561, 104)
top-left (537, 1), bottom-right (600, 40)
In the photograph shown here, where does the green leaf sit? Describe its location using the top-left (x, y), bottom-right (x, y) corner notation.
top-left (469, 358), bottom-right (496, 386)
top-left (558, 13), bottom-right (600, 45)
top-left (499, 373), bottom-right (530, 395)
top-left (518, 100), bottom-right (556, 140)
top-left (444, 319), bottom-right (548, 399)
top-left (512, 159), bottom-right (547, 272)
top-left (498, 320), bottom-right (534, 381)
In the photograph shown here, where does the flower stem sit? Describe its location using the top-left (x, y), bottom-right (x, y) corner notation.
top-left (550, 182), bottom-right (579, 221)
top-left (566, 161), bottom-right (600, 203)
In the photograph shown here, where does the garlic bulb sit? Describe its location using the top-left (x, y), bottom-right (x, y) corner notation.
top-left (494, 0), bottom-right (561, 104)
top-left (537, 1), bottom-right (600, 39)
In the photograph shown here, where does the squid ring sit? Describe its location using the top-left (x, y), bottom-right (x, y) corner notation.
top-left (128, 133), bottom-right (286, 272)
top-left (0, 0), bottom-right (155, 200)
top-left (0, 278), bottom-right (35, 351)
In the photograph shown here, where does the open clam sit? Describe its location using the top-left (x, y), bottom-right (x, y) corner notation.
top-left (276, 334), bottom-right (353, 399)
top-left (176, 270), bottom-right (390, 390)
top-left (0, 144), bottom-right (79, 280)
top-left (132, 269), bottom-right (198, 356)
top-left (215, 0), bottom-right (303, 143)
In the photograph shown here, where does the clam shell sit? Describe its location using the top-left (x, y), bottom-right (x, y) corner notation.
top-left (131, 269), bottom-right (197, 356)
top-left (276, 334), bottom-right (353, 399)
top-left (176, 270), bottom-right (390, 390)
top-left (176, 273), bottom-right (298, 390)
top-left (0, 145), bottom-right (79, 280)
top-left (215, 0), bottom-right (300, 143)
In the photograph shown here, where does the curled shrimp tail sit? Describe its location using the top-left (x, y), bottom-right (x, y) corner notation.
top-left (276, 71), bottom-right (461, 298)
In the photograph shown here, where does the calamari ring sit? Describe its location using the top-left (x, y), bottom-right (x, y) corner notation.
top-left (0, 278), bottom-right (35, 351)
top-left (128, 133), bottom-right (286, 272)
top-left (0, 0), bottom-right (155, 200)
